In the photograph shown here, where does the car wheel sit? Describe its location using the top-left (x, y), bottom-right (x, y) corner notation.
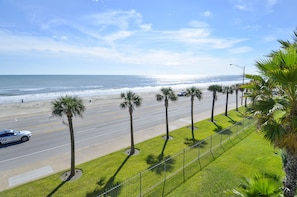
top-left (21, 136), bottom-right (29, 142)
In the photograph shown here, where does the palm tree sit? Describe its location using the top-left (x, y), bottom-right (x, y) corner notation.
top-left (207, 85), bottom-right (222, 122)
top-left (120, 91), bottom-right (142, 155)
top-left (185, 86), bottom-right (202, 141)
top-left (243, 74), bottom-right (273, 107)
top-left (51, 95), bottom-right (85, 178)
top-left (156, 87), bottom-right (177, 140)
top-left (222, 86), bottom-right (234, 116)
top-left (248, 44), bottom-right (297, 197)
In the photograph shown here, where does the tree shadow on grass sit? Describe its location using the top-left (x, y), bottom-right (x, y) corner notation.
top-left (86, 155), bottom-right (131, 197)
top-left (146, 154), bottom-right (175, 175)
top-left (237, 110), bottom-right (246, 117)
top-left (184, 138), bottom-right (208, 148)
top-left (46, 180), bottom-right (67, 197)
top-left (226, 115), bottom-right (236, 124)
top-left (219, 129), bottom-right (233, 135)
top-left (213, 120), bottom-right (235, 135)
top-left (160, 139), bottom-right (169, 158)
top-left (47, 169), bottom-right (83, 197)
top-left (146, 139), bottom-right (175, 175)
top-left (183, 126), bottom-right (201, 147)
top-left (213, 121), bottom-right (223, 132)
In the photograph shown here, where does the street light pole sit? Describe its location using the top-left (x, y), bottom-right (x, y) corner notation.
top-left (230, 64), bottom-right (245, 105)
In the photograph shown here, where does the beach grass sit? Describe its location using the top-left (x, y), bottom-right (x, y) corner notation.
top-left (0, 107), bottom-right (283, 197)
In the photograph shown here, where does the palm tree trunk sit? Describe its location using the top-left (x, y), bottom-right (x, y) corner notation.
top-left (225, 92), bottom-right (229, 116)
top-left (67, 116), bottom-right (75, 178)
top-left (211, 93), bottom-right (215, 122)
top-left (191, 97), bottom-right (195, 140)
top-left (165, 99), bottom-right (169, 140)
top-left (129, 109), bottom-right (135, 155)
top-left (283, 152), bottom-right (297, 197)
top-left (241, 90), bottom-right (243, 106)
top-left (244, 91), bottom-right (247, 107)
top-left (235, 90), bottom-right (238, 111)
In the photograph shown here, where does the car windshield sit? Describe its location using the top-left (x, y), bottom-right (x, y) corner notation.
top-left (0, 129), bottom-right (20, 135)
top-left (6, 130), bottom-right (20, 134)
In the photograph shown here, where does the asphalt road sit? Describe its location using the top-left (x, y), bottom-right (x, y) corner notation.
top-left (0, 91), bottom-right (240, 191)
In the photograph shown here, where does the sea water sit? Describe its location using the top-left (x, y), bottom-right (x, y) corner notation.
top-left (0, 75), bottom-right (244, 104)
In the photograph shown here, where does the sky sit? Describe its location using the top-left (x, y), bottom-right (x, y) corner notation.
top-left (0, 0), bottom-right (296, 75)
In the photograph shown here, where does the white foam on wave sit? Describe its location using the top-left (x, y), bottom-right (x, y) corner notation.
top-left (0, 79), bottom-right (244, 104)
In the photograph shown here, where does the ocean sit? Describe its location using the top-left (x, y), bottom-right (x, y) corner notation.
top-left (0, 75), bottom-right (244, 104)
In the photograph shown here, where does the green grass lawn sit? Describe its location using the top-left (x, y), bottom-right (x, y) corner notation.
top-left (167, 131), bottom-right (283, 197)
top-left (0, 107), bottom-right (283, 197)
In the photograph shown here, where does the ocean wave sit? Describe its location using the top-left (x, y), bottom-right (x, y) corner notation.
top-left (0, 79), bottom-right (243, 104)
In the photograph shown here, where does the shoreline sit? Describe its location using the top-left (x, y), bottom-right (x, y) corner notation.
top-left (0, 89), bottom-right (210, 119)
top-left (0, 94), bottom-right (119, 118)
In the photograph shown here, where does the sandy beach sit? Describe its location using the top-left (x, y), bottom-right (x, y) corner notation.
top-left (0, 89), bottom-right (209, 118)
top-left (0, 92), bottom-right (148, 119)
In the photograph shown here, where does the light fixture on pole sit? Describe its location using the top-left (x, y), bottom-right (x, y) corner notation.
top-left (230, 64), bottom-right (245, 105)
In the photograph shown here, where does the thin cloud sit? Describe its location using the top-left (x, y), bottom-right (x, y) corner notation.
top-left (201, 10), bottom-right (212, 17)
top-left (104, 31), bottom-right (133, 42)
top-left (40, 18), bottom-right (67, 30)
top-left (235, 5), bottom-right (247, 11)
top-left (157, 28), bottom-right (246, 49)
top-left (140, 24), bottom-right (152, 31)
top-left (228, 46), bottom-right (252, 54)
top-left (86, 9), bottom-right (142, 30)
top-left (265, 0), bottom-right (278, 12)
top-left (232, 0), bottom-right (279, 13)
top-left (232, 0), bottom-right (255, 12)
top-left (188, 21), bottom-right (209, 28)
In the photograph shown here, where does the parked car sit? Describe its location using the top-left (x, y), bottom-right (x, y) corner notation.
top-left (0, 129), bottom-right (32, 144)
top-left (177, 90), bottom-right (187, 96)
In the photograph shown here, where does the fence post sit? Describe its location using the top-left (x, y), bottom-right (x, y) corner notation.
top-left (139, 172), bottom-right (142, 197)
top-left (220, 133), bottom-right (225, 151)
top-left (236, 122), bottom-right (240, 138)
top-left (210, 135), bottom-right (212, 152)
top-left (210, 135), bottom-right (214, 158)
top-left (198, 145), bottom-right (202, 170)
top-left (183, 149), bottom-right (186, 182)
top-left (162, 160), bottom-right (167, 197)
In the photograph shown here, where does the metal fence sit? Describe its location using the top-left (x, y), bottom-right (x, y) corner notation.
top-left (98, 117), bottom-right (256, 197)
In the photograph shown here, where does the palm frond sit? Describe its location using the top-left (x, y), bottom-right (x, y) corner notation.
top-left (120, 91), bottom-right (142, 109)
top-left (157, 87), bottom-right (177, 102)
top-left (262, 121), bottom-right (286, 144)
top-left (185, 86), bottom-right (202, 100)
top-left (51, 95), bottom-right (85, 118)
